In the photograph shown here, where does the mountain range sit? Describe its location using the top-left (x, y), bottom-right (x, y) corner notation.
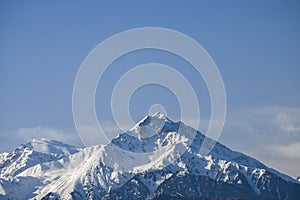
top-left (1, 113), bottom-right (300, 199)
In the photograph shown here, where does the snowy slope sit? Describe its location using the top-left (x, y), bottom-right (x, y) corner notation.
top-left (0, 138), bottom-right (79, 180)
top-left (0, 113), bottom-right (300, 200)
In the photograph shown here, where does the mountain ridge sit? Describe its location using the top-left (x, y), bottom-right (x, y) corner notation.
top-left (0, 113), bottom-right (299, 199)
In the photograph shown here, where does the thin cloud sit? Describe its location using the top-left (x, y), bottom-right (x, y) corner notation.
top-left (219, 105), bottom-right (300, 178)
top-left (267, 142), bottom-right (300, 159)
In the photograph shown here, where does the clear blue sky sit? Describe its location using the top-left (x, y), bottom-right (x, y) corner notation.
top-left (1, 1), bottom-right (300, 177)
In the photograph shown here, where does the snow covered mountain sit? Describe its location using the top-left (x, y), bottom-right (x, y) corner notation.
top-left (0, 113), bottom-right (300, 200)
top-left (0, 138), bottom-right (79, 180)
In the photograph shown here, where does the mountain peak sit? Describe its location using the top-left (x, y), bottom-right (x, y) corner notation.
top-left (129, 112), bottom-right (174, 138)
top-left (130, 113), bottom-right (167, 129)
top-left (150, 112), bottom-right (167, 120)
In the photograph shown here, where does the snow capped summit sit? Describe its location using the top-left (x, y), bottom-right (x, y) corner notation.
top-left (113, 114), bottom-right (188, 154)
top-left (0, 139), bottom-right (79, 180)
top-left (0, 115), bottom-right (300, 199)
top-left (129, 112), bottom-right (171, 138)
top-left (149, 112), bottom-right (168, 120)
